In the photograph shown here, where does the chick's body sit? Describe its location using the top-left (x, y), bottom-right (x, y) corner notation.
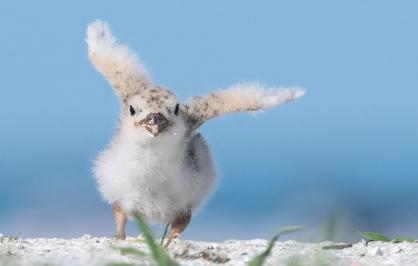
top-left (94, 118), bottom-right (216, 223)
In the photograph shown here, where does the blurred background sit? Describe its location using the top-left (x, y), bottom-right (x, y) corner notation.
top-left (1, 0), bottom-right (417, 242)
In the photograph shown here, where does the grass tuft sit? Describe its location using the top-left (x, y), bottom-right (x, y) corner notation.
top-left (109, 212), bottom-right (178, 266)
top-left (248, 225), bottom-right (304, 266)
top-left (358, 231), bottom-right (390, 242)
top-left (248, 235), bottom-right (278, 266)
top-left (392, 236), bottom-right (415, 243)
top-left (359, 231), bottom-right (416, 243)
top-left (132, 211), bottom-right (179, 266)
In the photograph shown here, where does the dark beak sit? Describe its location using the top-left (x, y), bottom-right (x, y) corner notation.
top-left (137, 113), bottom-right (171, 137)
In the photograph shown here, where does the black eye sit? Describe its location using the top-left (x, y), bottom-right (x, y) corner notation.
top-left (174, 103), bottom-right (180, 116)
top-left (129, 105), bottom-right (136, 116)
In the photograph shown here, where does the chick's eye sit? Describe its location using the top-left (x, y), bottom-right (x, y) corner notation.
top-left (174, 103), bottom-right (180, 116)
top-left (129, 105), bottom-right (136, 116)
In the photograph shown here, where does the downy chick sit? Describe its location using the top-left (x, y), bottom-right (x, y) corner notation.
top-left (87, 20), bottom-right (305, 245)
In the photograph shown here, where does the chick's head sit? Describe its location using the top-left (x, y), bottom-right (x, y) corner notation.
top-left (123, 86), bottom-right (184, 138)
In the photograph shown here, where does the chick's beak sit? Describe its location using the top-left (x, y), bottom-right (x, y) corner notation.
top-left (135, 113), bottom-right (171, 137)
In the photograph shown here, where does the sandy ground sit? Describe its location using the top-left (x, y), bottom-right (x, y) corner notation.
top-left (1, 235), bottom-right (418, 266)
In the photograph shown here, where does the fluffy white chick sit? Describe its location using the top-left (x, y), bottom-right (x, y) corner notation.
top-left (86, 20), bottom-right (305, 245)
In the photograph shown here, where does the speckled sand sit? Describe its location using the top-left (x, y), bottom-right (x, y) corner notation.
top-left (1, 236), bottom-right (418, 266)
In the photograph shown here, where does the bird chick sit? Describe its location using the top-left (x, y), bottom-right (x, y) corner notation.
top-left (86, 20), bottom-right (305, 245)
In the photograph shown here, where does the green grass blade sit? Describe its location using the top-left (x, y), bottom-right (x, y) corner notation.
top-left (393, 236), bottom-right (416, 243)
top-left (248, 235), bottom-right (278, 266)
top-left (358, 231), bottom-right (390, 242)
top-left (278, 225), bottom-right (304, 236)
top-left (132, 211), bottom-right (179, 266)
top-left (248, 225), bottom-right (303, 266)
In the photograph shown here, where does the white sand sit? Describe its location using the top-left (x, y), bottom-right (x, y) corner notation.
top-left (1, 235), bottom-right (417, 266)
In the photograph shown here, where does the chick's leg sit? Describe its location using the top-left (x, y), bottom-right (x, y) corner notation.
top-left (165, 210), bottom-right (191, 247)
top-left (112, 201), bottom-right (127, 240)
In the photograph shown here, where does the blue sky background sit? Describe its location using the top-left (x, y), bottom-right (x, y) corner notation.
top-left (1, 0), bottom-right (417, 241)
